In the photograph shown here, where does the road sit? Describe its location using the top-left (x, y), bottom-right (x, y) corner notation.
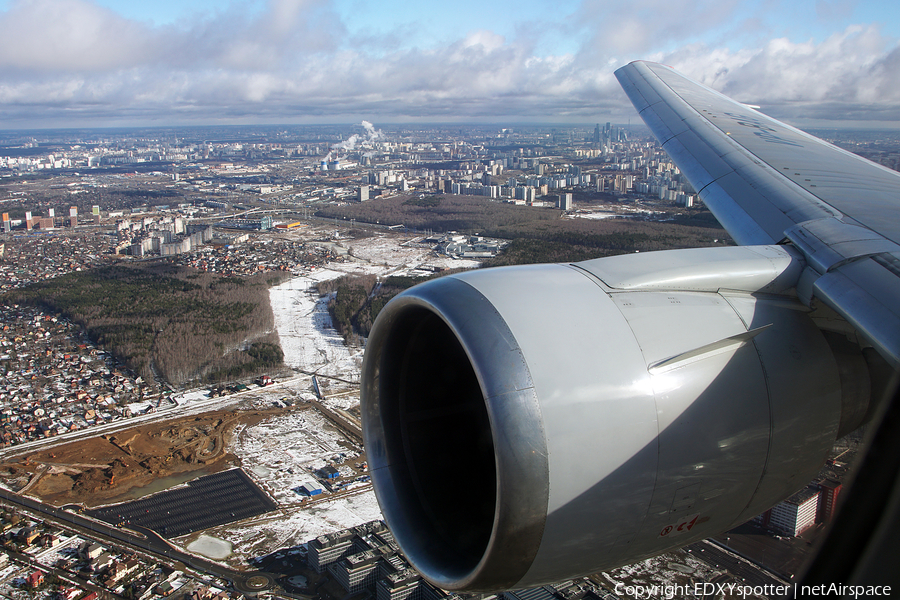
top-left (685, 540), bottom-right (790, 588)
top-left (0, 375), bottom-right (311, 462)
top-left (0, 487), bottom-right (276, 595)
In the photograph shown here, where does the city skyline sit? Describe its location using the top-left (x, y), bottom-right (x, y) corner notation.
top-left (0, 0), bottom-right (897, 129)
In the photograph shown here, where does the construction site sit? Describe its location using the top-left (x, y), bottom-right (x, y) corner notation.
top-left (0, 408), bottom-right (279, 507)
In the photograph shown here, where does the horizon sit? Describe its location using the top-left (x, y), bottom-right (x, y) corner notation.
top-left (0, 1), bottom-right (896, 129)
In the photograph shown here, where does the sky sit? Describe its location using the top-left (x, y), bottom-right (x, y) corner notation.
top-left (0, 0), bottom-right (897, 129)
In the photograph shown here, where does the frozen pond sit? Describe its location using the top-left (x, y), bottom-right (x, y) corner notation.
top-left (188, 535), bottom-right (233, 559)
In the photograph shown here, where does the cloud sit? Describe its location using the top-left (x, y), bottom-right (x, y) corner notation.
top-left (659, 24), bottom-right (900, 122)
top-left (815, 0), bottom-right (858, 24)
top-left (572, 0), bottom-right (743, 59)
top-left (0, 0), bottom-right (896, 127)
top-left (0, 0), bottom-right (156, 71)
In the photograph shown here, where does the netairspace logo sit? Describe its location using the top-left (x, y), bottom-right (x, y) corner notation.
top-left (614, 582), bottom-right (892, 599)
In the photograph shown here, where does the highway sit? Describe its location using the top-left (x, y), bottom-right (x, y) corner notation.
top-left (0, 488), bottom-right (276, 595)
top-left (685, 540), bottom-right (789, 588)
top-left (0, 374), bottom-right (311, 462)
top-left (0, 373), bottom-right (366, 597)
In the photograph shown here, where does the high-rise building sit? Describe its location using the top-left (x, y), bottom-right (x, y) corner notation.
top-left (768, 488), bottom-right (820, 536)
top-left (332, 546), bottom-right (396, 593)
top-left (309, 531), bottom-right (355, 573)
top-left (376, 569), bottom-right (421, 600)
top-left (817, 479), bottom-right (842, 523)
top-left (333, 551), bottom-right (382, 593)
top-left (309, 521), bottom-right (393, 574)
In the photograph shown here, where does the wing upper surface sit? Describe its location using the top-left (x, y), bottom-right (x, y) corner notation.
top-left (615, 60), bottom-right (900, 367)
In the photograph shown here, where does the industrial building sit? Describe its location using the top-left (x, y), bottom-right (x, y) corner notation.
top-left (296, 481), bottom-right (322, 497)
top-left (436, 234), bottom-right (502, 258)
top-left (308, 521), bottom-right (454, 600)
top-left (332, 546), bottom-right (400, 593)
top-left (376, 569), bottom-right (422, 600)
top-left (308, 521), bottom-right (394, 573)
top-left (217, 216), bottom-right (273, 231)
top-left (760, 487), bottom-right (820, 536)
top-left (815, 478), bottom-right (842, 523)
top-left (319, 466), bottom-right (340, 480)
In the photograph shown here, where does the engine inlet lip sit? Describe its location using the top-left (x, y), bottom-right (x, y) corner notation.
top-left (361, 275), bottom-right (550, 591)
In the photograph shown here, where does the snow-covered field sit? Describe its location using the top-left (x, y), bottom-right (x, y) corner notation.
top-left (269, 234), bottom-right (480, 381)
top-left (231, 408), bottom-right (357, 507)
top-left (344, 235), bottom-right (481, 275)
top-left (205, 491), bottom-right (384, 565)
top-left (569, 211), bottom-right (619, 220)
top-left (566, 205), bottom-right (666, 220)
top-left (269, 270), bottom-right (362, 380)
top-left (199, 233), bottom-right (481, 565)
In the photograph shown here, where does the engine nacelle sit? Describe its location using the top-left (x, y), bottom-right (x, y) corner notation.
top-left (361, 245), bottom-right (863, 591)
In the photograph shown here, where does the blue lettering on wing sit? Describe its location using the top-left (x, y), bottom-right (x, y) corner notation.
top-left (722, 111), bottom-right (804, 147)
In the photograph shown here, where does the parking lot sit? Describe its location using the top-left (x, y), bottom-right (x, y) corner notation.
top-left (88, 468), bottom-right (277, 538)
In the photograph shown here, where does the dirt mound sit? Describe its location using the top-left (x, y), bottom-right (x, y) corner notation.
top-left (72, 457), bottom-right (136, 493)
top-left (0, 407), bottom-right (287, 507)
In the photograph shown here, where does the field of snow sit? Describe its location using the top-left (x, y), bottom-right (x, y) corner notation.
top-left (269, 233), bottom-right (481, 382)
top-left (231, 407), bottom-right (357, 507)
top-left (269, 272), bottom-right (362, 380)
top-left (206, 491), bottom-right (383, 565)
top-left (344, 235), bottom-right (480, 275)
top-left (570, 211), bottom-right (619, 220)
top-left (200, 233), bottom-right (483, 565)
top-left (566, 206), bottom-right (667, 221)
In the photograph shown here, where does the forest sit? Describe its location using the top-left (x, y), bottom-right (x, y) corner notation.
top-left (317, 194), bottom-right (562, 234)
top-left (320, 195), bottom-right (733, 341)
top-left (318, 194), bottom-right (728, 259)
top-left (3, 263), bottom-right (286, 387)
top-left (317, 273), bottom-right (455, 345)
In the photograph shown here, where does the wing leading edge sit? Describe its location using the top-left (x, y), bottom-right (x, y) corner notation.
top-left (615, 60), bottom-right (900, 368)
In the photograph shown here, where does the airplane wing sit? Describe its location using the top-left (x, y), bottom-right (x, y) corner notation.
top-left (615, 60), bottom-right (900, 368)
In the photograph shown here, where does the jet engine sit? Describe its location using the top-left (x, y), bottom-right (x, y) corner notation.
top-left (360, 245), bottom-right (873, 591)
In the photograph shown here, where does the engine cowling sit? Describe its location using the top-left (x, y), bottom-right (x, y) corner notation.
top-left (361, 245), bottom-right (865, 591)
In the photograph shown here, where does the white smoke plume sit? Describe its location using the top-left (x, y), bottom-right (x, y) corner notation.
top-left (333, 134), bottom-right (360, 151)
top-left (361, 120), bottom-right (381, 140)
top-left (332, 120), bottom-right (383, 152)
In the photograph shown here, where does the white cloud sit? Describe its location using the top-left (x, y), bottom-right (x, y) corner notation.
top-left (0, 0), bottom-right (157, 71)
top-left (658, 24), bottom-right (900, 122)
top-left (0, 0), bottom-right (896, 126)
